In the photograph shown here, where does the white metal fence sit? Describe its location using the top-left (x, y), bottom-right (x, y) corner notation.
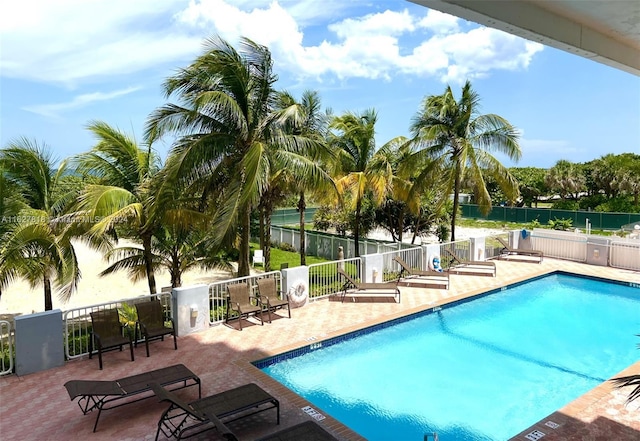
top-left (610, 239), bottom-right (640, 271)
top-left (270, 225), bottom-right (416, 260)
top-left (63, 292), bottom-right (171, 359)
top-left (208, 271), bottom-right (281, 326)
top-left (378, 247), bottom-right (423, 281)
top-left (530, 230), bottom-right (588, 261)
top-left (485, 229), bottom-right (640, 271)
top-left (437, 240), bottom-right (473, 269)
top-left (0, 320), bottom-right (12, 376)
top-left (308, 257), bottom-right (361, 299)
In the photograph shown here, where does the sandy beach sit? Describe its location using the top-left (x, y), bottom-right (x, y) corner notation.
top-left (0, 240), bottom-right (236, 317)
top-left (0, 227), bottom-right (505, 317)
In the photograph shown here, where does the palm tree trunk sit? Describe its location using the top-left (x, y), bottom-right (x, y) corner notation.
top-left (171, 255), bottom-right (181, 288)
top-left (298, 191), bottom-right (306, 266)
top-left (264, 202), bottom-right (273, 272)
top-left (259, 205), bottom-right (265, 250)
top-left (237, 206), bottom-right (251, 277)
top-left (43, 274), bottom-right (53, 311)
top-left (142, 233), bottom-right (157, 294)
top-left (354, 198), bottom-right (362, 257)
top-left (451, 161), bottom-right (462, 242)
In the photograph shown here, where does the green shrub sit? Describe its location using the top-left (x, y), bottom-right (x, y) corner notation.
top-left (278, 242), bottom-right (296, 252)
top-left (551, 199), bottom-right (579, 210)
top-left (548, 217), bottom-right (573, 230)
top-left (1, 345), bottom-right (14, 372)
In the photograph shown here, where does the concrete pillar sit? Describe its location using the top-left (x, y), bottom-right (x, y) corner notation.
top-left (509, 230), bottom-right (519, 248)
top-left (15, 309), bottom-right (64, 375)
top-left (423, 244), bottom-right (441, 270)
top-left (172, 284), bottom-right (209, 337)
top-left (361, 253), bottom-right (383, 282)
top-left (470, 236), bottom-right (486, 261)
top-left (282, 266), bottom-right (309, 307)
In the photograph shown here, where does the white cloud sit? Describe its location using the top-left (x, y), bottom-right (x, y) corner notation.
top-left (0, 0), bottom-right (544, 87)
top-left (23, 87), bottom-right (141, 118)
top-left (416, 9), bottom-right (460, 34)
top-left (0, 0), bottom-right (200, 86)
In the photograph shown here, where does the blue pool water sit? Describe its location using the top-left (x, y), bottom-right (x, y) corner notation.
top-left (259, 274), bottom-right (640, 441)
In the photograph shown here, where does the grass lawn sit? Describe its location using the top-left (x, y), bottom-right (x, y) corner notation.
top-left (250, 243), bottom-right (329, 270)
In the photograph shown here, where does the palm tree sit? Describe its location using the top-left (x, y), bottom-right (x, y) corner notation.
top-left (274, 90), bottom-right (334, 265)
top-left (99, 226), bottom-right (232, 288)
top-left (146, 36), bottom-right (318, 276)
top-left (545, 159), bottom-right (586, 201)
top-left (73, 121), bottom-right (161, 294)
top-left (0, 139), bottom-right (80, 311)
top-left (329, 109), bottom-right (392, 256)
top-left (409, 80), bottom-right (521, 241)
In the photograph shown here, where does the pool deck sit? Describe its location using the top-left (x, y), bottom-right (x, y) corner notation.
top-left (0, 258), bottom-right (638, 440)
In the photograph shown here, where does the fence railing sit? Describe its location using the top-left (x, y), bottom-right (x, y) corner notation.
top-left (0, 320), bottom-right (13, 376)
top-left (270, 225), bottom-right (416, 260)
top-left (308, 257), bottom-right (361, 300)
top-left (377, 247), bottom-right (423, 281)
top-left (531, 230), bottom-right (588, 261)
top-left (460, 204), bottom-right (640, 230)
top-left (436, 240), bottom-right (473, 269)
top-left (63, 292), bottom-right (171, 360)
top-left (208, 271), bottom-right (281, 326)
top-left (485, 229), bottom-right (640, 271)
top-left (610, 239), bottom-right (640, 271)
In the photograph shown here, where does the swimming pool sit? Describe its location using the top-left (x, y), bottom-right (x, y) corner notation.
top-left (258, 273), bottom-right (640, 440)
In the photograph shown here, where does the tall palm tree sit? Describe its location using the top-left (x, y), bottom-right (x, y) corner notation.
top-left (0, 139), bottom-right (80, 310)
top-left (409, 80), bottom-right (521, 241)
top-left (146, 36), bottom-right (318, 276)
top-left (73, 121), bottom-right (161, 294)
top-left (274, 90), bottom-right (334, 265)
top-left (329, 109), bottom-right (392, 256)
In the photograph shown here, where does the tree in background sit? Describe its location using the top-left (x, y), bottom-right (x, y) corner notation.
top-left (409, 80), bottom-right (521, 241)
top-left (329, 109), bottom-right (393, 256)
top-left (274, 90), bottom-right (334, 266)
top-left (99, 226), bottom-right (232, 289)
top-left (73, 121), bottom-right (161, 294)
top-left (0, 139), bottom-right (80, 310)
top-left (545, 159), bottom-right (586, 204)
top-left (146, 36), bottom-right (309, 277)
top-left (253, 90), bottom-right (336, 271)
top-left (508, 167), bottom-right (548, 207)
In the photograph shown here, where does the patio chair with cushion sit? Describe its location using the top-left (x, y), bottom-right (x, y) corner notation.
top-left (256, 278), bottom-right (291, 323)
top-left (64, 364), bottom-right (200, 433)
top-left (226, 282), bottom-right (264, 330)
top-left (393, 256), bottom-right (450, 290)
top-left (135, 299), bottom-right (177, 357)
top-left (150, 381), bottom-right (279, 440)
top-left (89, 308), bottom-right (134, 370)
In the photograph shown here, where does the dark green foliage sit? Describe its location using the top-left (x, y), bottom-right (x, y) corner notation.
top-left (548, 217), bottom-right (573, 230)
top-left (551, 199), bottom-right (579, 210)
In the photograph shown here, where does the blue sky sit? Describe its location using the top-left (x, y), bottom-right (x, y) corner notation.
top-left (1, 0), bottom-right (639, 168)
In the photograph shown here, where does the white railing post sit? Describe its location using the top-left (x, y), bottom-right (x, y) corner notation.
top-left (0, 320), bottom-right (13, 376)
